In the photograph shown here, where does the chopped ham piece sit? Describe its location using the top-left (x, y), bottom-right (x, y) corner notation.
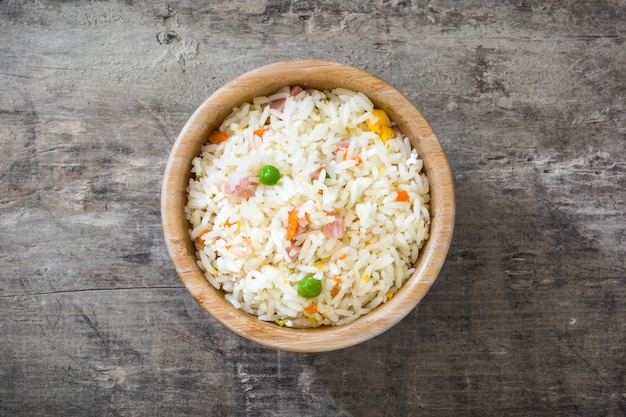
top-left (286, 240), bottom-right (302, 261)
top-left (224, 176), bottom-right (257, 199)
top-left (269, 86), bottom-right (305, 113)
top-left (230, 237), bottom-right (252, 257)
top-left (295, 216), bottom-right (309, 237)
top-left (270, 98), bottom-right (286, 112)
top-left (335, 139), bottom-right (351, 150)
top-left (285, 212), bottom-right (310, 261)
top-left (323, 212), bottom-right (345, 239)
top-left (311, 165), bottom-right (325, 180)
top-left (289, 85), bottom-right (304, 96)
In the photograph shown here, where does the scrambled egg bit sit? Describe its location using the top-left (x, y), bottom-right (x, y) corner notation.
top-left (365, 109), bottom-right (395, 141)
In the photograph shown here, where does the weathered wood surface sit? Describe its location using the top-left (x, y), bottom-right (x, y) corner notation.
top-left (1, 1), bottom-right (624, 416)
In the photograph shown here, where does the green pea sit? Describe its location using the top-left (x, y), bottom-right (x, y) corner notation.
top-left (258, 164), bottom-right (280, 185)
top-left (297, 276), bottom-right (322, 298)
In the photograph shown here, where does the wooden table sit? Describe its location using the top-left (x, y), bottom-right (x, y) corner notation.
top-left (1, 1), bottom-right (624, 415)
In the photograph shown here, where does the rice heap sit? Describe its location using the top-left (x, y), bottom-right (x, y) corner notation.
top-left (186, 86), bottom-right (430, 328)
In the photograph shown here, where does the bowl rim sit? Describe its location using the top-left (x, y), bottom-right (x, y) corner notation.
top-left (161, 59), bottom-right (455, 352)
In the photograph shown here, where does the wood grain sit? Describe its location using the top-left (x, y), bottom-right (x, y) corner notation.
top-left (1, 0), bottom-right (624, 415)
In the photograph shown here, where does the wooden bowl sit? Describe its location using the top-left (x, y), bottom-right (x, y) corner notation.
top-left (161, 59), bottom-right (454, 352)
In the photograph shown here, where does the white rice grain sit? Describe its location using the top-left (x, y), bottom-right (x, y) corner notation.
top-left (185, 86), bottom-right (430, 327)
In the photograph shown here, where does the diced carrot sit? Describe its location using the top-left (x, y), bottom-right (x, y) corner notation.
top-left (197, 229), bottom-right (209, 245)
top-left (286, 209), bottom-right (299, 240)
top-left (208, 130), bottom-right (229, 144)
top-left (396, 190), bottom-right (410, 202)
top-left (338, 253), bottom-right (347, 260)
top-left (331, 287), bottom-right (340, 298)
top-left (304, 304), bottom-right (318, 315)
top-left (224, 218), bottom-right (234, 227)
top-left (333, 276), bottom-right (343, 284)
top-left (353, 156), bottom-right (363, 165)
top-left (253, 127), bottom-right (270, 138)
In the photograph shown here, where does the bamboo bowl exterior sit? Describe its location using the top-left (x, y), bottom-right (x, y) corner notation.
top-left (161, 60), bottom-right (455, 352)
